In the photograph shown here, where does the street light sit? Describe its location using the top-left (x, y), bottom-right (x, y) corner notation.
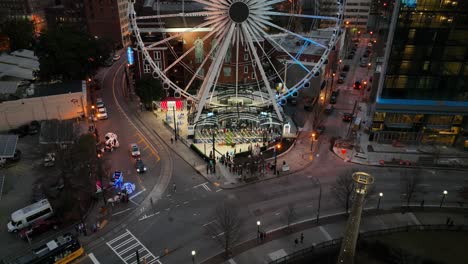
top-left (257, 221), bottom-right (261, 238)
top-left (377, 192), bottom-right (383, 209)
top-left (440, 190), bottom-right (448, 208)
top-left (191, 250), bottom-right (196, 264)
top-left (274, 144), bottom-right (281, 175)
top-left (313, 177), bottom-right (322, 224)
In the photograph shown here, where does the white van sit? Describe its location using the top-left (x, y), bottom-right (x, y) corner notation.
top-left (7, 199), bottom-right (54, 232)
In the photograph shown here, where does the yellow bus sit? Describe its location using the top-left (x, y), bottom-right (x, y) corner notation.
top-left (6, 233), bottom-right (84, 264)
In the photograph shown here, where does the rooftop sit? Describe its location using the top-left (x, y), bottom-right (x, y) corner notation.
top-left (0, 49), bottom-right (39, 81)
top-left (39, 119), bottom-right (77, 145)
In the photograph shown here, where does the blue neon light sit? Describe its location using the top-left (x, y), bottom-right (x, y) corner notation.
top-left (376, 97), bottom-right (468, 107)
top-left (127, 47), bottom-right (134, 65)
top-left (401, 0), bottom-right (417, 8)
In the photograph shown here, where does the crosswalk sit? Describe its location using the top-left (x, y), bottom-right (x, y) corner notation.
top-left (106, 229), bottom-right (161, 264)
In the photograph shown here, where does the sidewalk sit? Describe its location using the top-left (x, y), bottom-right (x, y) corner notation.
top-left (332, 102), bottom-right (468, 169)
top-left (135, 110), bottom-right (317, 189)
top-left (201, 208), bottom-right (468, 264)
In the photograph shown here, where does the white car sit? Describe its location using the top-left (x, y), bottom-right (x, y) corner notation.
top-left (113, 54), bottom-right (121, 61)
top-left (96, 98), bottom-right (104, 108)
top-left (97, 107), bottom-right (108, 120)
top-left (130, 143), bottom-right (140, 157)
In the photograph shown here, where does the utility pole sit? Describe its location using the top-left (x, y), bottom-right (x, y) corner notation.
top-left (172, 106), bottom-right (177, 141)
top-left (212, 131), bottom-right (216, 173)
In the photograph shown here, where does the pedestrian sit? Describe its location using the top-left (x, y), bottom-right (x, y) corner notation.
top-left (446, 217), bottom-right (451, 225)
top-left (171, 137), bottom-right (174, 144)
top-left (420, 200), bottom-right (425, 208)
top-left (173, 183), bottom-right (177, 193)
top-left (96, 221), bottom-right (101, 231)
top-left (300, 233), bottom-right (304, 244)
top-left (263, 232), bottom-right (267, 241)
top-left (294, 238), bottom-right (298, 247)
top-left (92, 223), bottom-right (97, 233)
top-left (78, 223), bottom-right (83, 234)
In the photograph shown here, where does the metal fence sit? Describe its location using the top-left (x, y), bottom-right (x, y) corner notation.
top-left (269, 224), bottom-right (468, 264)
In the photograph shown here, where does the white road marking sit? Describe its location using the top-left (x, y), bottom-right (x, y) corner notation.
top-left (193, 182), bottom-right (212, 192)
top-left (106, 229), bottom-right (161, 264)
top-left (183, 201), bottom-right (189, 204)
top-left (88, 253), bottom-right (101, 264)
top-left (319, 226), bottom-right (332, 241)
top-left (112, 208), bottom-right (133, 216)
top-left (129, 199), bottom-right (140, 206)
top-left (228, 258), bottom-right (237, 264)
top-left (203, 220), bottom-right (216, 226)
top-left (130, 189), bottom-right (146, 200)
top-left (216, 189), bottom-right (223, 192)
top-left (212, 232), bottom-right (224, 238)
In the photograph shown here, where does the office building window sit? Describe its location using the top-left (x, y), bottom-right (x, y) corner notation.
top-left (223, 67), bottom-right (231, 77)
top-left (244, 65), bottom-right (248, 73)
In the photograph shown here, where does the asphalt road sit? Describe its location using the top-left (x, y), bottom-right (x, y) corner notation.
top-left (80, 45), bottom-right (468, 264)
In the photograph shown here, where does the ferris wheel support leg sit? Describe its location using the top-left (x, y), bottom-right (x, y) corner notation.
top-left (242, 23), bottom-right (283, 122)
top-left (193, 23), bottom-right (236, 124)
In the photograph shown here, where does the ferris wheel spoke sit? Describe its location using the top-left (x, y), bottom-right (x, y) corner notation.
top-left (241, 24), bottom-right (283, 121)
top-left (183, 22), bottom-right (230, 92)
top-left (255, 11), bottom-right (339, 21)
top-left (145, 17), bottom-right (225, 49)
top-left (235, 26), bottom-right (239, 99)
top-left (253, 17), bottom-right (328, 49)
top-left (249, 21), bottom-right (310, 73)
top-left (163, 23), bottom-right (223, 74)
top-left (193, 0), bottom-right (229, 9)
top-left (136, 11), bottom-right (225, 20)
top-left (245, 21), bottom-right (286, 90)
top-left (194, 23), bottom-right (236, 124)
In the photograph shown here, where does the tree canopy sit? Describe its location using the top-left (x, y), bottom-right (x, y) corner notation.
top-left (135, 77), bottom-right (166, 105)
top-left (0, 18), bottom-right (34, 50)
top-left (34, 26), bottom-right (111, 81)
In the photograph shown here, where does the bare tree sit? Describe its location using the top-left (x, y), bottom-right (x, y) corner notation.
top-left (283, 204), bottom-right (297, 232)
top-left (330, 170), bottom-right (355, 214)
top-left (205, 201), bottom-right (243, 258)
top-left (401, 170), bottom-right (422, 207)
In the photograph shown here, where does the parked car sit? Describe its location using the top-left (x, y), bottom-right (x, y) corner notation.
top-left (130, 143), bottom-right (140, 157)
top-left (325, 105), bottom-right (334, 114)
top-left (331, 90), bottom-right (340, 97)
top-left (330, 96), bottom-right (337, 104)
top-left (342, 113), bottom-right (353, 122)
top-left (347, 54), bottom-right (354, 60)
top-left (96, 98), bottom-right (104, 108)
top-left (342, 65), bottom-right (350, 72)
top-left (135, 158), bottom-right (147, 173)
top-left (97, 107), bottom-right (108, 120)
top-left (337, 76), bottom-right (345, 84)
top-left (18, 218), bottom-right (61, 240)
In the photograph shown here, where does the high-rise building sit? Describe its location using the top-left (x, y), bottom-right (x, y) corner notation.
top-left (83, 0), bottom-right (130, 49)
top-left (45, 0), bottom-right (86, 31)
top-left (320, 0), bottom-right (371, 30)
top-left (0, 0), bottom-right (55, 33)
top-left (371, 0), bottom-right (468, 147)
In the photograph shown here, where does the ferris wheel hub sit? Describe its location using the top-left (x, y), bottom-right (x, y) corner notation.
top-left (229, 2), bottom-right (250, 23)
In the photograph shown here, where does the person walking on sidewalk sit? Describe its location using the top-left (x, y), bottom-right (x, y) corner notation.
top-left (173, 183), bottom-right (177, 193)
top-left (294, 238), bottom-right (298, 247)
top-left (300, 233), bottom-right (304, 244)
top-left (171, 137), bottom-right (174, 144)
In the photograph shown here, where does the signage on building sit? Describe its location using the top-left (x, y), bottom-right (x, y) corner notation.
top-left (127, 47), bottom-right (134, 65)
top-left (401, 0), bottom-right (417, 8)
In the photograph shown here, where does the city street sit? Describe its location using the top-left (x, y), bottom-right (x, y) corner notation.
top-left (78, 51), bottom-right (468, 264)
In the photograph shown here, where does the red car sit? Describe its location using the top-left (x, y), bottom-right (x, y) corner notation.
top-left (18, 219), bottom-right (61, 240)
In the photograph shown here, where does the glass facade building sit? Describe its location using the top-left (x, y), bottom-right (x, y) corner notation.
top-left (372, 0), bottom-right (468, 147)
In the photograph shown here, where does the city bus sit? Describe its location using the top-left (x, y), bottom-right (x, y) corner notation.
top-left (6, 233), bottom-right (84, 264)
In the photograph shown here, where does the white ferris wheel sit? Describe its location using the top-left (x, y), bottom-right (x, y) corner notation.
top-left (128, 0), bottom-right (344, 127)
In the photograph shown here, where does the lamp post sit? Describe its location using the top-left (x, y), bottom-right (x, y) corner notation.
top-left (212, 131), bottom-right (216, 173)
top-left (257, 221), bottom-right (261, 239)
top-left (191, 250), bottom-right (196, 264)
top-left (313, 177), bottom-right (322, 224)
top-left (367, 62), bottom-right (372, 75)
top-left (440, 190), bottom-right (448, 208)
top-left (377, 192), bottom-right (383, 209)
top-left (274, 144), bottom-right (281, 175)
top-left (310, 132), bottom-right (316, 151)
top-left (172, 106), bottom-right (177, 141)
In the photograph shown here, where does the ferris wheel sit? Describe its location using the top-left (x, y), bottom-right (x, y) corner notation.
top-left (128, 0), bottom-right (343, 125)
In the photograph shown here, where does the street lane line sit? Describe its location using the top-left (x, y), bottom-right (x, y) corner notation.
top-left (112, 207), bottom-right (133, 216)
top-left (216, 189), bottom-right (223, 192)
top-left (203, 220), bottom-right (216, 226)
top-left (88, 253), bottom-right (101, 264)
top-left (130, 189), bottom-right (146, 200)
top-left (193, 182), bottom-right (209, 188)
top-left (319, 226), bottom-right (332, 241)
